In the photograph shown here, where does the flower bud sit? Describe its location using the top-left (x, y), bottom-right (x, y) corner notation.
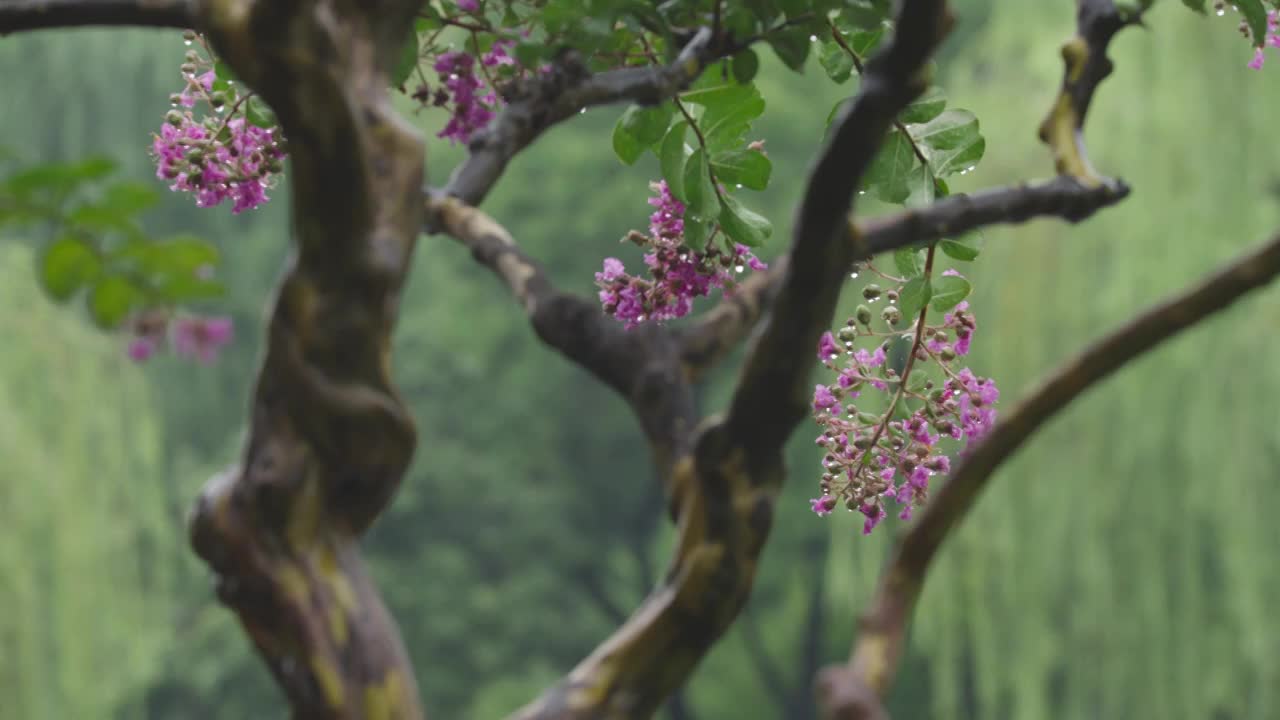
top-left (853, 436), bottom-right (872, 450)
top-left (940, 348), bottom-right (956, 362)
top-left (184, 50), bottom-right (199, 64)
top-left (846, 497), bottom-right (861, 510)
top-left (182, 30), bottom-right (198, 43)
top-left (857, 412), bottom-right (880, 425)
top-left (210, 92), bottom-right (227, 109)
top-left (882, 306), bottom-right (902, 326)
top-left (165, 110), bottom-right (184, 126)
top-left (181, 63), bottom-right (197, 75)
top-left (886, 290), bottom-right (899, 303)
top-left (837, 325), bottom-right (858, 344)
top-left (856, 304), bottom-right (872, 326)
top-left (862, 284), bottom-right (882, 300)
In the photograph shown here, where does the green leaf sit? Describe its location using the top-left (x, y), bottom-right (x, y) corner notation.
top-left (819, 41), bottom-right (854, 83)
top-left (683, 215), bottom-right (710, 251)
top-left (66, 203), bottom-right (141, 236)
top-left (682, 148), bottom-right (717, 219)
top-left (245, 96), bottom-right (276, 129)
top-left (731, 49), bottom-right (760, 84)
top-left (612, 117), bottom-right (644, 165)
top-left (391, 30), bottom-right (419, 87)
top-left (906, 109), bottom-right (986, 178)
top-left (40, 234), bottom-right (101, 301)
top-left (717, 193), bottom-right (772, 247)
top-left (766, 28), bottom-right (812, 72)
top-left (514, 42), bottom-right (549, 68)
top-left (894, 247), bottom-right (925, 278)
top-left (613, 104), bottom-right (673, 165)
top-left (155, 274), bottom-right (225, 302)
top-left (710, 149), bottom-right (771, 191)
top-left (681, 81), bottom-right (765, 152)
top-left (87, 275), bottom-right (141, 329)
top-left (1236, 0), bottom-right (1269, 46)
top-left (214, 60), bottom-right (238, 84)
top-left (5, 156), bottom-right (116, 198)
top-left (862, 130), bottom-right (916, 204)
top-left (904, 165), bottom-right (937, 208)
top-left (930, 273), bottom-right (972, 312)
top-left (149, 236), bottom-right (220, 272)
top-left (900, 86), bottom-right (947, 124)
top-left (102, 181), bottom-right (159, 214)
top-left (897, 276), bottom-right (932, 321)
top-left (940, 236), bottom-right (981, 261)
top-left (659, 122), bottom-right (689, 200)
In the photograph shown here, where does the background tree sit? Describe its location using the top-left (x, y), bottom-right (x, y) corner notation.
top-left (2, 1), bottom-right (1280, 717)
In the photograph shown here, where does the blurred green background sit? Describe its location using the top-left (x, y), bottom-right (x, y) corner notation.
top-left (2, 2), bottom-right (1279, 718)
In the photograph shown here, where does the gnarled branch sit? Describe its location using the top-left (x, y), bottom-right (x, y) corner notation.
top-left (818, 228), bottom-right (1280, 719)
top-left (427, 194), bottom-right (697, 472)
top-left (0, 0), bottom-right (194, 33)
top-left (186, 0), bottom-right (427, 718)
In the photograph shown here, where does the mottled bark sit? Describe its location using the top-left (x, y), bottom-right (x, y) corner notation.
top-left (184, 0), bottom-right (427, 717)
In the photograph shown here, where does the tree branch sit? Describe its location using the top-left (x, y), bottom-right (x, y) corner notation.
top-left (725, 1), bottom-right (953, 451)
top-left (510, 5), bottom-right (955, 718)
top-left (0, 0), bottom-right (194, 33)
top-left (855, 174), bottom-right (1130, 256)
top-left (1039, 0), bottom-right (1142, 184)
top-left (432, 28), bottom-right (717, 213)
top-left (186, 1), bottom-right (428, 718)
top-left (680, 175), bottom-right (1130, 379)
top-left (820, 229), bottom-right (1280, 719)
top-left (427, 194), bottom-right (698, 471)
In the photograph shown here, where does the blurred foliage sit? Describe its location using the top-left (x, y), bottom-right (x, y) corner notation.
top-left (1, 2), bottom-right (1279, 720)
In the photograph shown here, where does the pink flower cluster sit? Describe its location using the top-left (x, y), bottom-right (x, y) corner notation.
top-left (596, 181), bottom-right (766, 328)
top-left (432, 41), bottom-right (514, 144)
top-left (809, 272), bottom-right (998, 535)
top-left (151, 48), bottom-right (284, 213)
top-left (1247, 10), bottom-right (1280, 70)
top-left (127, 312), bottom-right (234, 365)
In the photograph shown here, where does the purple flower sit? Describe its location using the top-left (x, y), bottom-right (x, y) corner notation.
top-left (434, 51), bottom-right (498, 144)
top-left (597, 181), bottom-right (766, 327)
top-left (456, 0), bottom-right (478, 11)
top-left (818, 331), bottom-right (840, 362)
top-left (171, 315), bottom-right (234, 364)
top-left (859, 503), bottom-right (886, 535)
top-left (1249, 48), bottom-right (1265, 70)
top-left (813, 384), bottom-right (840, 414)
top-left (810, 495), bottom-right (837, 517)
top-left (152, 111), bottom-right (283, 214)
top-left (127, 337), bottom-right (158, 363)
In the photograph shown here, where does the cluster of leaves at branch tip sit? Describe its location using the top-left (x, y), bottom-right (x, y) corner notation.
top-left (0, 149), bottom-right (233, 365)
